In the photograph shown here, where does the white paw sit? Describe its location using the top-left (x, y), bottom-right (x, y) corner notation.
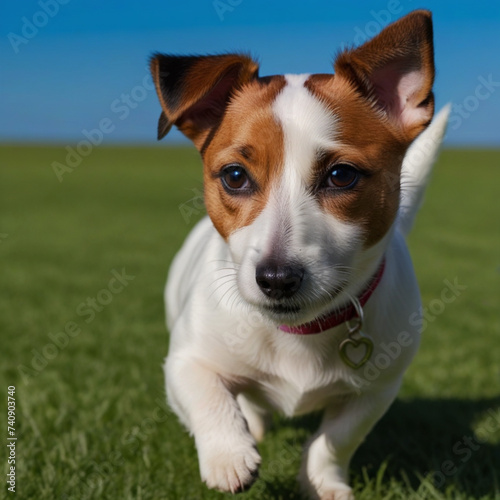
top-left (197, 434), bottom-right (261, 493)
top-left (299, 462), bottom-right (353, 500)
top-left (317, 487), bottom-right (354, 500)
top-left (302, 480), bottom-right (354, 500)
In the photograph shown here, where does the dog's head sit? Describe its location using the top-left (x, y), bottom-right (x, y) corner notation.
top-left (151, 10), bottom-right (435, 325)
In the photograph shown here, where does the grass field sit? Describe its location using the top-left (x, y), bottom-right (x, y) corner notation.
top-left (1, 145), bottom-right (499, 500)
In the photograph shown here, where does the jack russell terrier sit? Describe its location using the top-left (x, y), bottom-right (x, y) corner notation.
top-left (150, 10), bottom-right (449, 499)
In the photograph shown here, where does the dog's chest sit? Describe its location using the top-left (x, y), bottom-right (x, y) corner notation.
top-left (243, 341), bottom-right (353, 417)
top-left (256, 375), bottom-right (351, 417)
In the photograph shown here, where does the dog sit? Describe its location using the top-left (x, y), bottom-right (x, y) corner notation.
top-left (150, 10), bottom-right (448, 499)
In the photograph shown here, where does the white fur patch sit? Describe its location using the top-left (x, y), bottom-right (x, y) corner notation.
top-left (272, 74), bottom-right (338, 184)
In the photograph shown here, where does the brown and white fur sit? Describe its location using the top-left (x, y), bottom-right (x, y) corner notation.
top-left (150, 10), bottom-right (448, 499)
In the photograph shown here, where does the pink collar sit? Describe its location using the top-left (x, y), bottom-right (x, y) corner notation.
top-left (279, 259), bottom-right (386, 335)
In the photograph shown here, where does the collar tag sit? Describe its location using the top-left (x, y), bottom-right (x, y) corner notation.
top-left (339, 297), bottom-right (374, 369)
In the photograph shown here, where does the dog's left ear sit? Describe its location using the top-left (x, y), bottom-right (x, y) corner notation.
top-left (335, 10), bottom-right (435, 142)
top-left (150, 53), bottom-right (259, 148)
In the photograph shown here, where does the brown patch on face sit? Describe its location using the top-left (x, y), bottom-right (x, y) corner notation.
top-left (306, 74), bottom-right (408, 247)
top-left (202, 76), bottom-right (286, 240)
top-left (301, 11), bottom-right (434, 248)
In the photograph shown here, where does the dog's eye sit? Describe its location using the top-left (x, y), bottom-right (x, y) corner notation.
top-left (325, 164), bottom-right (359, 189)
top-left (221, 165), bottom-right (251, 192)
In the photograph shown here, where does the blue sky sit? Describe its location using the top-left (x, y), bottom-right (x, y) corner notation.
top-left (1, 0), bottom-right (499, 146)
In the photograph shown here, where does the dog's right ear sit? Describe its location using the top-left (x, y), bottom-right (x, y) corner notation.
top-left (150, 53), bottom-right (259, 148)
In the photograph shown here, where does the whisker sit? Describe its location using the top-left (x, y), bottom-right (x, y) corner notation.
top-left (208, 278), bottom-right (237, 302)
top-left (209, 259), bottom-right (241, 269)
top-left (216, 281), bottom-right (239, 309)
top-left (210, 272), bottom-right (237, 285)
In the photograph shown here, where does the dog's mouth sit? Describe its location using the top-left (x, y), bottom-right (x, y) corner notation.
top-left (262, 303), bottom-right (302, 315)
top-left (259, 290), bottom-right (345, 326)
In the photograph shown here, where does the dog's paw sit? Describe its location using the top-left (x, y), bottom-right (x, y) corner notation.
top-left (318, 488), bottom-right (354, 500)
top-left (303, 483), bottom-right (354, 500)
top-left (299, 464), bottom-right (354, 500)
top-left (197, 436), bottom-right (261, 493)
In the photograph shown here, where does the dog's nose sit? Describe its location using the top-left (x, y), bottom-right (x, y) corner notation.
top-left (255, 261), bottom-right (304, 300)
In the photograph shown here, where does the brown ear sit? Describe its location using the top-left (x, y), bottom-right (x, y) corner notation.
top-left (334, 10), bottom-right (435, 141)
top-left (150, 53), bottom-right (259, 148)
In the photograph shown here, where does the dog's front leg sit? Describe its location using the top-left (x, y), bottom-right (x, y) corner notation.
top-left (165, 355), bottom-right (261, 493)
top-left (300, 383), bottom-right (401, 500)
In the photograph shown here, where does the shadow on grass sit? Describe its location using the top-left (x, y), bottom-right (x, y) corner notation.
top-left (256, 397), bottom-right (500, 498)
top-left (352, 397), bottom-right (500, 496)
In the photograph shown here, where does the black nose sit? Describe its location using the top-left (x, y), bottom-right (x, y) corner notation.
top-left (255, 261), bottom-right (304, 300)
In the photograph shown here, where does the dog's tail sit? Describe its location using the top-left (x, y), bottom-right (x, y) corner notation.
top-left (397, 104), bottom-right (451, 237)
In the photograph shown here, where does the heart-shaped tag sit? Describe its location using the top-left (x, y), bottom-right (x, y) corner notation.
top-left (339, 335), bottom-right (373, 370)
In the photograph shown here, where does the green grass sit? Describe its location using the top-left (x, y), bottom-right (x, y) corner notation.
top-left (1, 145), bottom-right (499, 500)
